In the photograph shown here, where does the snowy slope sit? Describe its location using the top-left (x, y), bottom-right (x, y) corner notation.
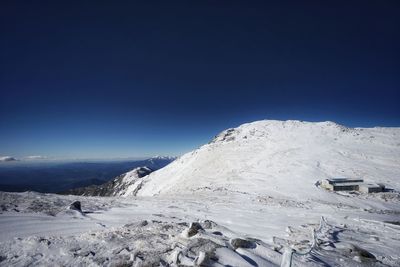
top-left (136, 120), bottom-right (400, 199)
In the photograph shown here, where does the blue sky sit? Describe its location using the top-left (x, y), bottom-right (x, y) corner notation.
top-left (0, 1), bottom-right (399, 159)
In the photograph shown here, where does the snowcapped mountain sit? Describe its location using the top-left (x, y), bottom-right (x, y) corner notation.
top-left (132, 120), bottom-right (400, 199)
top-left (149, 155), bottom-right (177, 161)
top-left (145, 155), bottom-right (177, 169)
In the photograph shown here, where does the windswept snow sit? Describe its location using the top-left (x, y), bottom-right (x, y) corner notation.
top-left (1, 190), bottom-right (399, 266)
top-left (0, 120), bottom-right (399, 266)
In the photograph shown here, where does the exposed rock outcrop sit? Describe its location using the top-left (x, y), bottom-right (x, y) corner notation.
top-left (64, 167), bottom-right (153, 197)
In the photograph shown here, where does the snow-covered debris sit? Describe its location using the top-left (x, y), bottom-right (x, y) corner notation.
top-left (1, 189), bottom-right (400, 266)
top-left (0, 207), bottom-right (281, 266)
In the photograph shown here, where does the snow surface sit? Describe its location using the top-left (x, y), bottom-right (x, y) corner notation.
top-left (0, 120), bottom-right (399, 266)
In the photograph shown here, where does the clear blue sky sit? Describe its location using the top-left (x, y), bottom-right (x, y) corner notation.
top-left (0, 1), bottom-right (399, 159)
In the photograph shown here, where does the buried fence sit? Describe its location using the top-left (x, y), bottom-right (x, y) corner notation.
top-left (280, 216), bottom-right (327, 267)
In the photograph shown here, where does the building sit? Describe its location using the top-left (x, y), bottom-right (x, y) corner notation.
top-left (321, 178), bottom-right (364, 191)
top-left (358, 183), bottom-right (385, 193)
top-left (321, 178), bottom-right (384, 193)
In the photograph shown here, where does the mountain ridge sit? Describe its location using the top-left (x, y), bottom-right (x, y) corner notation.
top-left (61, 157), bottom-right (175, 196)
top-left (63, 166), bottom-right (154, 196)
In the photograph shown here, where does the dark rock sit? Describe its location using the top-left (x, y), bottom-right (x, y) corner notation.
top-left (74, 250), bottom-right (95, 257)
top-left (212, 231), bottom-right (223, 236)
top-left (191, 222), bottom-right (203, 231)
top-left (69, 201), bottom-right (82, 212)
top-left (385, 221), bottom-right (400, 226)
top-left (139, 220), bottom-right (148, 227)
top-left (339, 243), bottom-right (377, 262)
top-left (187, 227), bottom-right (198, 237)
top-left (352, 245), bottom-right (376, 260)
top-left (230, 238), bottom-right (256, 249)
top-left (209, 128), bottom-right (237, 143)
top-left (187, 222), bottom-right (203, 237)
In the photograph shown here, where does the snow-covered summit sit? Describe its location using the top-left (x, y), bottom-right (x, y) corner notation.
top-left (210, 120), bottom-right (365, 144)
top-left (133, 119), bottom-right (400, 199)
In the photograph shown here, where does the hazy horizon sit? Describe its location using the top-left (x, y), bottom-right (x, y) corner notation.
top-left (2, 118), bottom-right (400, 161)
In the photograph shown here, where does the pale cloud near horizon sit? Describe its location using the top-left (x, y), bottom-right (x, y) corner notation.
top-left (25, 155), bottom-right (47, 160)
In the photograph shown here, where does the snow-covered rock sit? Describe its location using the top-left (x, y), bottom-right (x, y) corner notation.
top-left (134, 120), bottom-right (400, 199)
top-left (118, 166), bottom-right (153, 196)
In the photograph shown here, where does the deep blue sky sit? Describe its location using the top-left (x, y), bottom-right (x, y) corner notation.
top-left (0, 1), bottom-right (399, 159)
